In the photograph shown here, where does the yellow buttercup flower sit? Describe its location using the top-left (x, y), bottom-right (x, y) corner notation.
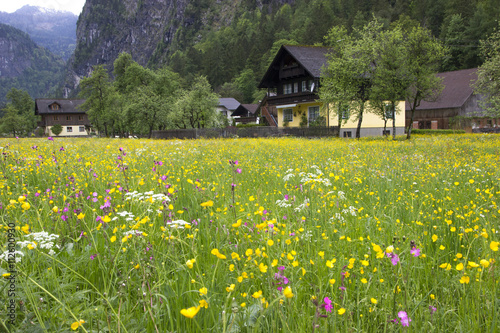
top-left (180, 306), bottom-right (201, 318)
top-left (199, 287), bottom-right (207, 296)
top-left (490, 241), bottom-right (499, 252)
top-left (283, 286), bottom-right (294, 298)
top-left (71, 320), bottom-right (85, 330)
top-left (338, 308), bottom-right (346, 315)
top-left (459, 275), bottom-right (470, 284)
top-left (201, 200), bottom-right (214, 207)
top-left (480, 259), bottom-right (490, 268)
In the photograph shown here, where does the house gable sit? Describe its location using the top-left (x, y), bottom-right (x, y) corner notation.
top-left (258, 45), bottom-right (330, 91)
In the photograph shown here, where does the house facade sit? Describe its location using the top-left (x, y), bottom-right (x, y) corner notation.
top-left (405, 68), bottom-right (496, 130)
top-left (217, 98), bottom-right (240, 122)
top-left (231, 104), bottom-right (259, 125)
top-left (258, 45), bottom-right (405, 137)
top-left (35, 99), bottom-right (92, 136)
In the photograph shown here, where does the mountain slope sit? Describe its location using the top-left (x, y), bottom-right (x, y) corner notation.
top-left (0, 5), bottom-right (77, 60)
top-left (0, 23), bottom-right (66, 106)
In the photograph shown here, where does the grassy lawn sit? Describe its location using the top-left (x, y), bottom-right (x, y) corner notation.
top-left (0, 134), bottom-right (498, 332)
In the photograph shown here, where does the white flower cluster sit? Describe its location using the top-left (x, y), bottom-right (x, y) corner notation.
top-left (294, 198), bottom-right (310, 212)
top-left (18, 232), bottom-right (60, 255)
top-left (123, 230), bottom-right (144, 236)
top-left (299, 165), bottom-right (332, 187)
top-left (283, 169), bottom-right (295, 182)
top-left (275, 198), bottom-right (292, 208)
top-left (125, 191), bottom-right (170, 202)
top-left (337, 191), bottom-right (346, 200)
top-left (342, 206), bottom-right (357, 216)
top-left (167, 220), bottom-right (191, 229)
top-left (116, 210), bottom-right (135, 221)
top-left (0, 250), bottom-right (24, 263)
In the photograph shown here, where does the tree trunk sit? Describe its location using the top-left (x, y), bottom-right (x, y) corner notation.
top-left (356, 102), bottom-right (364, 139)
top-left (392, 101), bottom-right (396, 140)
top-left (406, 92), bottom-right (421, 140)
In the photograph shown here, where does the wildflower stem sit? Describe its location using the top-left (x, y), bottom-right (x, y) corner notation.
top-left (18, 269), bottom-right (89, 333)
top-left (34, 251), bottom-right (129, 333)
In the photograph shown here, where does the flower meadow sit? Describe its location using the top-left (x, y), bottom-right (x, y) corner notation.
top-left (0, 135), bottom-right (499, 332)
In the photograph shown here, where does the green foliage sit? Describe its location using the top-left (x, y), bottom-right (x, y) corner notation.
top-left (473, 22), bottom-right (500, 117)
top-left (320, 19), bottom-right (382, 138)
top-left (78, 65), bottom-right (115, 137)
top-left (169, 76), bottom-right (220, 129)
top-left (0, 24), bottom-right (65, 106)
top-left (0, 88), bottom-right (37, 136)
top-left (50, 124), bottom-right (63, 136)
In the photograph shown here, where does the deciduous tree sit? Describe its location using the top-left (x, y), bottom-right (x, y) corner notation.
top-left (473, 23), bottom-right (500, 117)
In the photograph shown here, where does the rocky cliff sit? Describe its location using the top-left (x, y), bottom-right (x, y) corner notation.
top-left (63, 0), bottom-right (295, 97)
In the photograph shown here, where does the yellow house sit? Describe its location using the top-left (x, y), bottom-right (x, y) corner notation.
top-left (259, 45), bottom-right (405, 137)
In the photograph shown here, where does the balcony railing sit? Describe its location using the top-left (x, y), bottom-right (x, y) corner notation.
top-left (266, 92), bottom-right (319, 106)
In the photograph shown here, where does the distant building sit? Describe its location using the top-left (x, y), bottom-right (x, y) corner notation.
top-left (405, 68), bottom-right (494, 130)
top-left (35, 99), bottom-right (92, 136)
top-left (231, 104), bottom-right (259, 125)
top-left (217, 98), bottom-right (240, 122)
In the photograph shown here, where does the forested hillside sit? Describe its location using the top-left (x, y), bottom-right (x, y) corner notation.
top-left (64, 0), bottom-right (499, 102)
top-left (0, 24), bottom-right (65, 108)
top-left (0, 5), bottom-right (77, 60)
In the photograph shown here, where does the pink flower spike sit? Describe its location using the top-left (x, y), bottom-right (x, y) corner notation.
top-left (397, 311), bottom-right (411, 327)
top-left (323, 297), bottom-right (333, 312)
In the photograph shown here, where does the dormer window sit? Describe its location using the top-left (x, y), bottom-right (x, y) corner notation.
top-left (50, 104), bottom-right (60, 111)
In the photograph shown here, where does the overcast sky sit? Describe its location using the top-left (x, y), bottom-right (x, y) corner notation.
top-left (0, 0), bottom-right (86, 15)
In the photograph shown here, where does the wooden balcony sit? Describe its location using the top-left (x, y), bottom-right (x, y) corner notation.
top-left (266, 92), bottom-right (319, 106)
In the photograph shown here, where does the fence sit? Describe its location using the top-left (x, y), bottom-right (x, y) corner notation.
top-left (152, 126), bottom-right (339, 140)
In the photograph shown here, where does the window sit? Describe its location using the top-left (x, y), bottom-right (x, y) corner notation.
top-left (53, 116), bottom-right (59, 121)
top-left (66, 126), bottom-right (73, 133)
top-left (340, 105), bottom-right (350, 119)
top-left (221, 111), bottom-right (227, 116)
top-left (79, 126), bottom-right (85, 132)
top-left (66, 116), bottom-right (72, 121)
top-left (302, 81), bottom-right (307, 92)
top-left (293, 82), bottom-right (299, 93)
top-left (343, 131), bottom-right (352, 138)
top-left (308, 106), bottom-right (320, 123)
top-left (283, 83), bottom-right (293, 94)
top-left (384, 104), bottom-right (394, 119)
top-left (382, 130), bottom-right (391, 136)
top-left (309, 80), bottom-right (315, 91)
top-left (79, 115), bottom-right (84, 121)
top-left (283, 108), bottom-right (293, 122)
top-left (50, 104), bottom-right (59, 110)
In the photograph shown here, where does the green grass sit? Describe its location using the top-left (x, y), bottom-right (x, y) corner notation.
top-left (0, 134), bottom-right (498, 332)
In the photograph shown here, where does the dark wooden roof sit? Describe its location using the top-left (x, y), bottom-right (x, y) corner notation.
top-left (258, 45), bottom-right (330, 89)
top-left (232, 104), bottom-right (259, 117)
top-left (406, 68), bottom-right (477, 110)
top-left (35, 99), bottom-right (86, 115)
